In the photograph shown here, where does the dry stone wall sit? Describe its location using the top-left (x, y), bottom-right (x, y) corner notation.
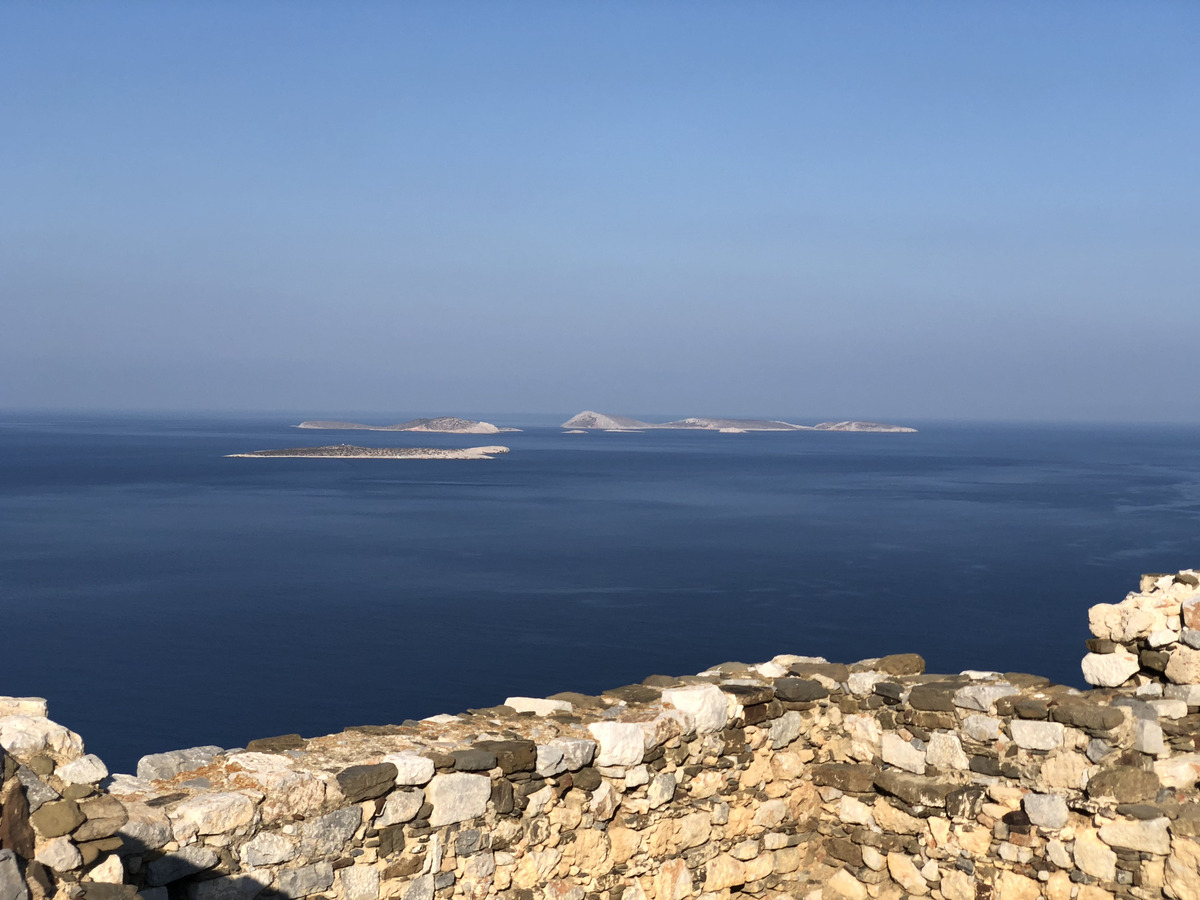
top-left (3, 571), bottom-right (1200, 900)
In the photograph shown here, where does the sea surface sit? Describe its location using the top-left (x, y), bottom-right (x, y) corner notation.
top-left (2, 412), bottom-right (1199, 773)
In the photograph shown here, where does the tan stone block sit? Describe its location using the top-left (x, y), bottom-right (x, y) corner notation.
top-left (786, 780), bottom-right (820, 824)
top-left (1044, 870), bottom-right (1072, 900)
top-left (1166, 836), bottom-right (1200, 900)
top-left (938, 869), bottom-right (973, 900)
top-left (654, 858), bottom-right (693, 900)
top-left (994, 871), bottom-right (1040, 900)
top-left (772, 848), bottom-right (799, 874)
top-left (1141, 856), bottom-right (1165, 892)
top-left (1076, 886), bottom-right (1115, 900)
top-left (689, 771), bottom-right (725, 799)
top-left (567, 829), bottom-right (610, 875)
top-left (609, 827), bottom-right (642, 865)
top-left (874, 800), bottom-right (924, 835)
top-left (886, 853), bottom-right (929, 896)
top-left (725, 805), bottom-right (756, 837)
top-left (739, 756), bottom-right (772, 790)
top-left (955, 826), bottom-right (991, 857)
top-left (1038, 751), bottom-right (1089, 792)
top-left (770, 751), bottom-right (805, 782)
top-left (743, 854), bottom-right (773, 883)
top-left (674, 812), bottom-right (711, 851)
top-left (824, 868), bottom-right (868, 900)
top-left (926, 817), bottom-right (951, 849)
top-left (703, 855), bottom-right (745, 892)
top-left (763, 782), bottom-right (788, 799)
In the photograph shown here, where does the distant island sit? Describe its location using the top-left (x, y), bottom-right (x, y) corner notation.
top-left (561, 411), bottom-right (916, 433)
top-left (297, 416), bottom-right (520, 434)
top-left (227, 444), bottom-right (510, 460)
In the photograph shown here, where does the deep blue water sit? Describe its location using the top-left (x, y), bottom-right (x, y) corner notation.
top-left (2, 412), bottom-right (1199, 773)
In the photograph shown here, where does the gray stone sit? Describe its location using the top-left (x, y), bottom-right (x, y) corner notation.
top-left (34, 836), bottom-right (81, 872)
top-left (299, 807), bottom-right (362, 858)
top-left (961, 715), bottom-right (1001, 743)
top-left (647, 773), bottom-right (676, 809)
top-left (873, 770), bottom-right (955, 808)
top-left (274, 862), bottom-right (334, 899)
top-left (338, 866), bottom-right (379, 900)
top-left (187, 873), bottom-right (271, 900)
top-left (1009, 719), bottom-right (1064, 751)
top-left (426, 773), bottom-right (491, 827)
top-left (1098, 817), bottom-right (1171, 854)
top-left (907, 683), bottom-right (959, 711)
top-left (15, 766), bottom-right (58, 812)
top-left (136, 746), bottom-right (223, 782)
top-left (1051, 701), bottom-right (1124, 733)
top-left (535, 744), bottom-right (566, 777)
top-left (375, 789), bottom-right (423, 827)
top-left (768, 710), bottom-right (804, 749)
top-left (381, 752), bottom-right (434, 786)
top-left (953, 683), bottom-right (1019, 712)
top-left (336, 763), bottom-right (397, 802)
top-left (0, 851), bottom-right (27, 900)
top-left (29, 799), bottom-right (84, 838)
top-left (146, 846), bottom-right (220, 886)
top-left (450, 750), bottom-right (496, 772)
top-left (241, 832), bottom-right (298, 867)
top-left (547, 738), bottom-right (596, 771)
top-left (455, 830), bottom-right (481, 856)
top-left (403, 875), bottom-right (433, 900)
top-left (56, 755), bottom-right (108, 786)
top-left (880, 733), bottom-right (926, 774)
top-left (772, 678), bottom-right (828, 703)
top-left (472, 741), bottom-right (536, 774)
top-left (1087, 766), bottom-right (1161, 804)
top-left (115, 801), bottom-right (172, 851)
top-left (1164, 683), bottom-right (1200, 706)
top-left (1086, 739), bottom-right (1115, 763)
top-left (1022, 793), bottom-right (1069, 829)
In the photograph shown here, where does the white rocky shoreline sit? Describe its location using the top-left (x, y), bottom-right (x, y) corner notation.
top-left (3, 569), bottom-right (1199, 900)
top-left (226, 445), bottom-right (510, 460)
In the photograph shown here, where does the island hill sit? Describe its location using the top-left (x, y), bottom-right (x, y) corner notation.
top-left (227, 444), bottom-right (510, 460)
top-left (562, 410), bottom-right (917, 433)
top-left (297, 416), bottom-right (519, 434)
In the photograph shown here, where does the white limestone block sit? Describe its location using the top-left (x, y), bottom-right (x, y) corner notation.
top-left (0, 716), bottom-right (84, 761)
top-left (170, 792), bottom-right (258, 841)
top-left (1022, 793), bottom-right (1068, 829)
top-left (881, 733), bottom-right (926, 775)
top-left (426, 773), bottom-right (491, 827)
top-left (588, 722), bottom-right (645, 766)
top-left (962, 715), bottom-right (1002, 743)
top-left (926, 733), bottom-right (969, 771)
top-left (1098, 818), bottom-right (1170, 855)
top-left (503, 697), bottom-right (573, 716)
top-left (954, 683), bottom-right (1019, 712)
top-left (549, 737), bottom-right (596, 771)
top-left (56, 754), bottom-right (108, 785)
top-left (382, 752), bottom-right (435, 786)
top-left (1009, 720), bottom-right (1064, 751)
top-left (1081, 651), bottom-right (1139, 687)
top-left (660, 684), bottom-right (728, 733)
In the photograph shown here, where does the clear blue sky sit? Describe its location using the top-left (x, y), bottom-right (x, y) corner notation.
top-left (3, 2), bottom-right (1197, 421)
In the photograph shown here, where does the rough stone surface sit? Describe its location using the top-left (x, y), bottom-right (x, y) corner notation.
top-left (336, 763), bottom-right (397, 802)
top-left (274, 862), bottom-right (334, 899)
top-left (587, 723), bottom-right (644, 767)
top-left (136, 745), bottom-right (223, 782)
top-left (382, 752), bottom-right (435, 786)
top-left (1022, 792), bottom-right (1069, 829)
top-left (1082, 650), bottom-right (1141, 687)
top-left (659, 685), bottom-right (728, 733)
top-left (426, 773), bottom-right (491, 827)
top-left (146, 846), bottom-right (220, 886)
top-left (1009, 719), bottom-right (1064, 750)
top-left (1097, 817), bottom-right (1171, 854)
top-left (55, 754), bottom-right (108, 785)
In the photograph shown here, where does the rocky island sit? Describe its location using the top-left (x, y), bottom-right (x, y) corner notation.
top-left (297, 417), bottom-right (520, 434)
top-left (562, 411), bottom-right (917, 433)
top-left (227, 444), bottom-right (510, 460)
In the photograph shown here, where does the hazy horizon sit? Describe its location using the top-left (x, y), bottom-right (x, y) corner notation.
top-left (4, 3), bottom-right (1198, 422)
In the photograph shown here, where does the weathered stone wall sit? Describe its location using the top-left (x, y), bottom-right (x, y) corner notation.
top-left (3, 570), bottom-right (1200, 900)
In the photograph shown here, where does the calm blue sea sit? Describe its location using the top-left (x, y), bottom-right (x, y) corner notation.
top-left (2, 413), bottom-right (1198, 772)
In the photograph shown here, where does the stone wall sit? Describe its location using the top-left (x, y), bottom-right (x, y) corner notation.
top-left (3, 570), bottom-right (1200, 900)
